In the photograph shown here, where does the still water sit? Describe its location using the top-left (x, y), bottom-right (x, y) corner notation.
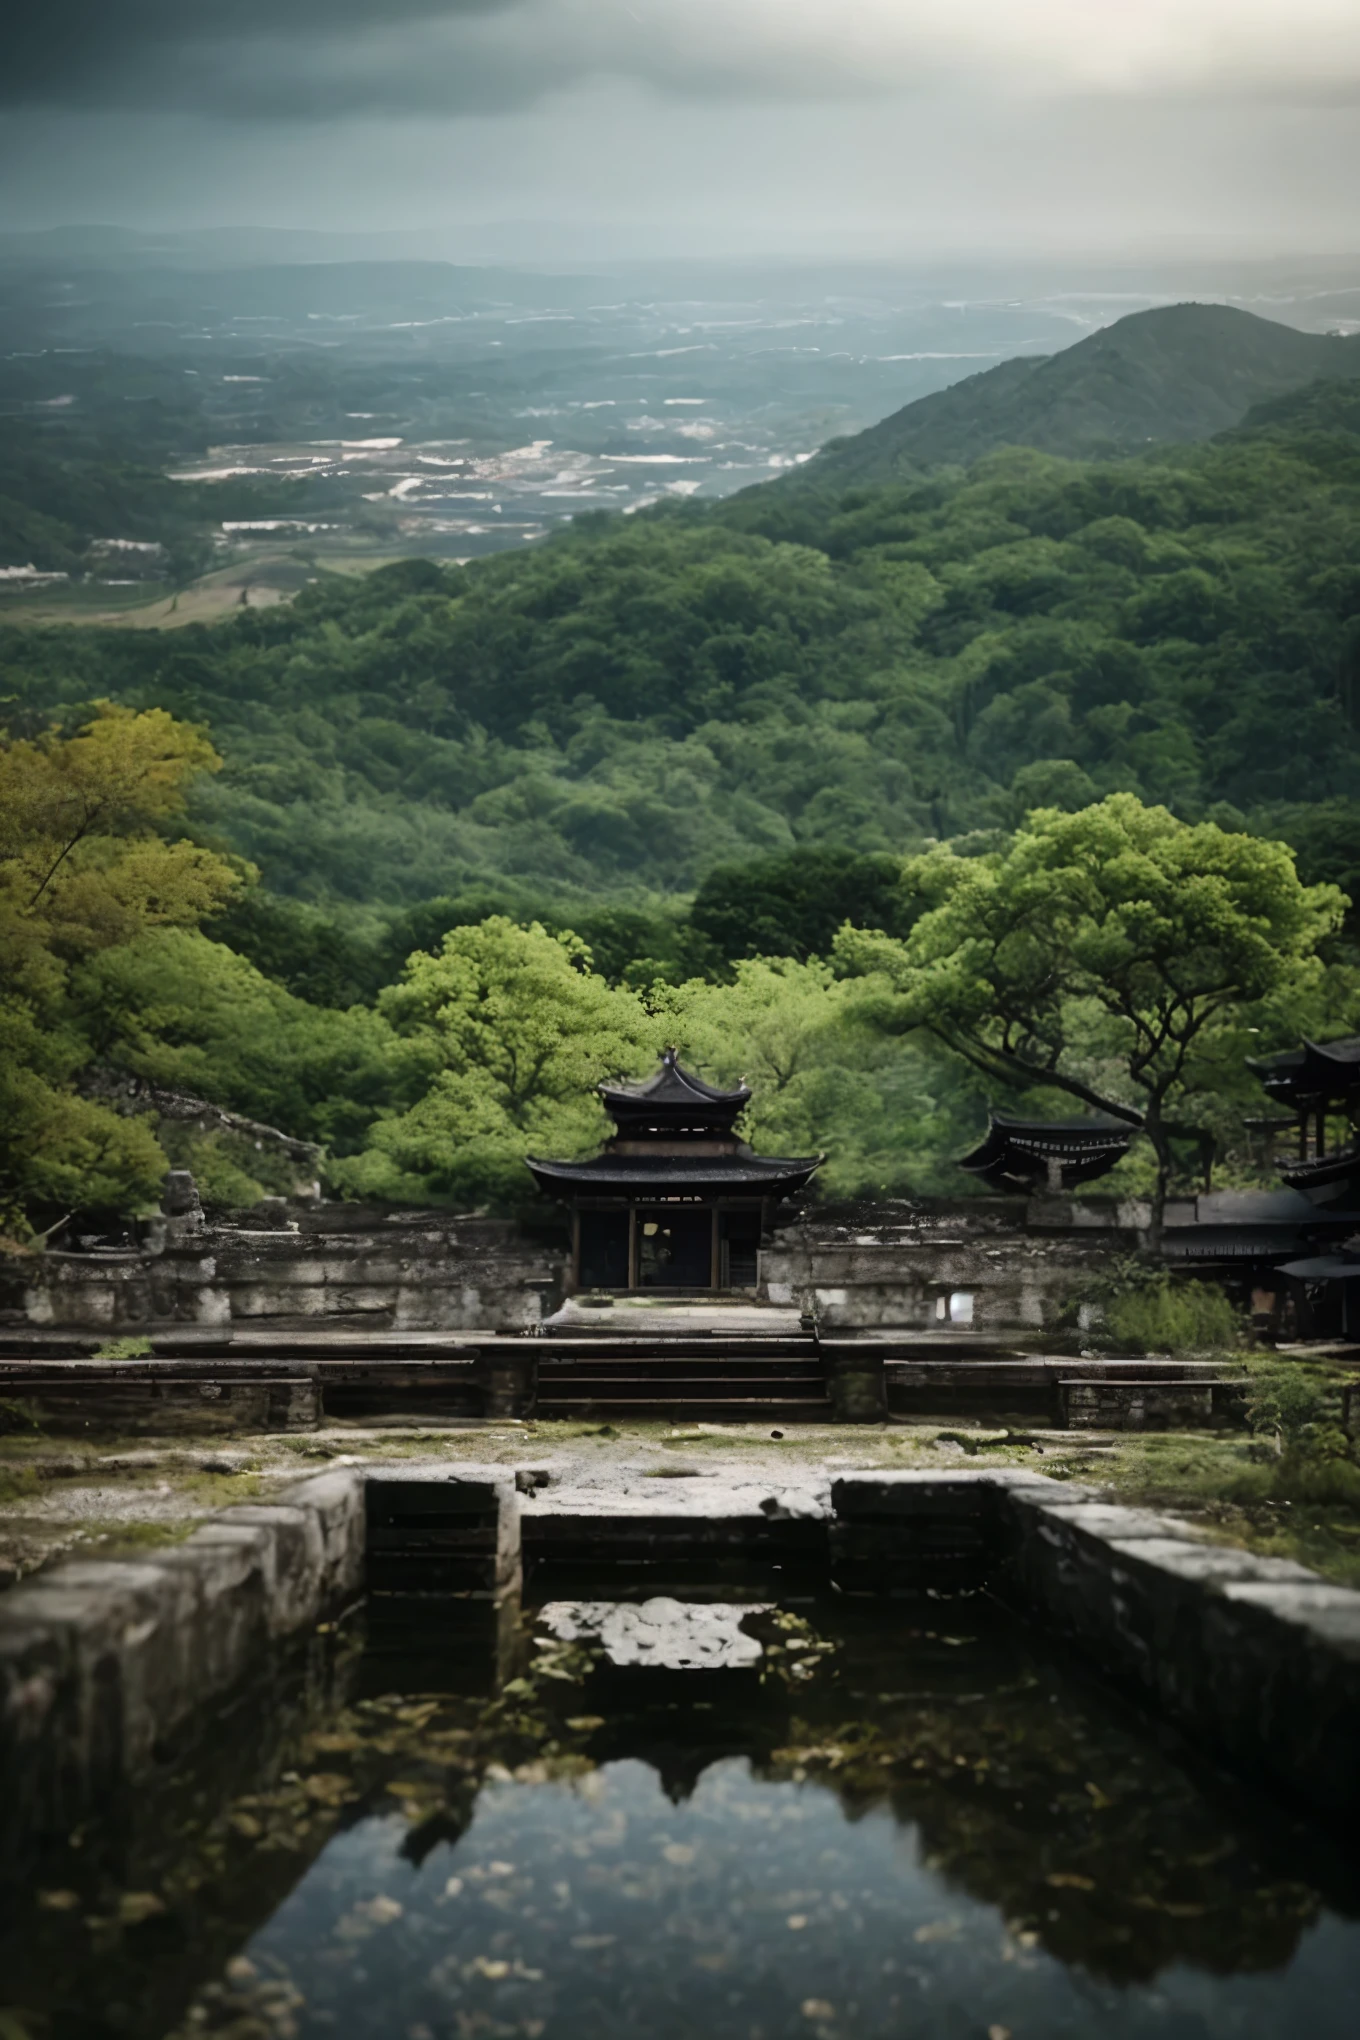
top-left (5, 1596), bottom-right (1360, 2039)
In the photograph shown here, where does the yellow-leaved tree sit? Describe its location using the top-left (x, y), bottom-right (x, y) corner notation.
top-left (0, 704), bottom-right (242, 1234)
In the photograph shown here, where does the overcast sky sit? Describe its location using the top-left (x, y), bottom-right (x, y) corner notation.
top-left (1, 0), bottom-right (1357, 256)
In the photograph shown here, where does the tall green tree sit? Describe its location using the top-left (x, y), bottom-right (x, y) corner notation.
top-left (689, 847), bottom-right (912, 966)
top-left (656, 956), bottom-right (984, 1199)
top-left (339, 918), bottom-right (663, 1210)
top-left (835, 795), bottom-right (1348, 1232)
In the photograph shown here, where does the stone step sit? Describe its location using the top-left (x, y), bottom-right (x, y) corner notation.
top-left (538, 1339), bottom-right (816, 1352)
top-left (542, 1362), bottom-right (831, 1379)
top-left (538, 1389), bottom-right (827, 1407)
top-left (534, 1400), bottom-right (830, 1422)
top-left (537, 1360), bottom-right (826, 1379)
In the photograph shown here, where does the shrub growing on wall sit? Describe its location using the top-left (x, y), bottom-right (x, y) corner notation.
top-left (1074, 1261), bottom-right (1244, 1355)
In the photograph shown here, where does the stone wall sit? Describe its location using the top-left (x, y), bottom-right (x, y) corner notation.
top-left (830, 1470), bottom-right (1360, 1826)
top-left (12, 1190), bottom-right (564, 1335)
top-left (11, 1177), bottom-right (1334, 1342)
top-left (0, 1467), bottom-right (368, 1871)
top-left (760, 1198), bottom-right (1137, 1337)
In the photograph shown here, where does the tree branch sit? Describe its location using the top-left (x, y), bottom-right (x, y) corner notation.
top-left (929, 1025), bottom-right (1145, 1127)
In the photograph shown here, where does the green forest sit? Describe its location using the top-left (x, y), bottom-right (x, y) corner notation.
top-left (3, 375), bottom-right (1359, 1230)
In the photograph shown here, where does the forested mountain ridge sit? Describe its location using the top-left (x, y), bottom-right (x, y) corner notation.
top-left (759, 304), bottom-right (1360, 489)
top-left (3, 382), bottom-right (1358, 937)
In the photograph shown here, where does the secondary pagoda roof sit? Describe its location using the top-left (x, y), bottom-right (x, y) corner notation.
top-left (1248, 1036), bottom-right (1360, 1105)
top-left (959, 1113), bottom-right (1135, 1192)
top-left (1279, 1144), bottom-right (1360, 1199)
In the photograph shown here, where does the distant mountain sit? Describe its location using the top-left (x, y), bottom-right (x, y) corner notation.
top-left (774, 304), bottom-right (1360, 488)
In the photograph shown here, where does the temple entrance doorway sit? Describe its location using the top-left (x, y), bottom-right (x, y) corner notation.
top-left (575, 1205), bottom-right (767, 1293)
top-left (637, 1207), bottom-right (712, 1289)
top-left (577, 1210), bottom-right (630, 1290)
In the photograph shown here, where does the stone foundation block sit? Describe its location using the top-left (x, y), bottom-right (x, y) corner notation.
top-left (0, 1465), bottom-right (368, 1870)
top-left (821, 1347), bottom-right (888, 1423)
top-left (0, 1615), bottom-right (76, 1866)
top-left (265, 1379), bottom-right (322, 1431)
top-left (478, 1345), bottom-right (538, 1418)
top-left (217, 1504), bottom-right (331, 1635)
top-left (0, 1560), bottom-right (203, 1853)
top-left (147, 1524), bottom-right (274, 1697)
top-left (1058, 1379), bottom-right (1243, 1430)
top-left (366, 1473), bottom-right (521, 1598)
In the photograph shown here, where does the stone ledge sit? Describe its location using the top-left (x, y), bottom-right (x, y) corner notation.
top-left (999, 1479), bottom-right (1360, 1822)
top-left (1103, 1537), bottom-right (1317, 1585)
top-left (0, 1466), bottom-right (365, 1869)
top-left (829, 1469), bottom-right (1093, 1516)
top-left (1033, 1500), bottom-right (1212, 1541)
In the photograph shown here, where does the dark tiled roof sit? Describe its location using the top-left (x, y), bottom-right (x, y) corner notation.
top-left (1163, 1228), bottom-right (1311, 1260)
top-left (1280, 1146), bottom-right (1360, 1194)
top-left (599, 1047), bottom-right (751, 1113)
top-left (525, 1152), bottom-right (821, 1196)
top-left (1278, 1256), bottom-right (1360, 1281)
top-left (959, 1113), bottom-right (1134, 1188)
top-left (1248, 1036), bottom-right (1360, 1097)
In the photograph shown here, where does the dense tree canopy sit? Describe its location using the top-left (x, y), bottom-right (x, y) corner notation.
top-left (689, 848), bottom-right (911, 966)
top-left (2, 399), bottom-right (1358, 924)
top-left (836, 796), bottom-right (1348, 1229)
top-left (3, 394), bottom-right (1360, 1229)
top-left (336, 919), bottom-right (664, 1211)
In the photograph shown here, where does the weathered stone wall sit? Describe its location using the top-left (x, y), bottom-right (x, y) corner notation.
top-left (0, 1465), bottom-right (526, 1871)
top-left (761, 1198), bottom-right (1137, 1337)
top-left (11, 1179), bottom-right (1334, 1341)
top-left (0, 1467), bottom-right (367, 1870)
top-left (830, 1469), bottom-right (1360, 1826)
top-left (13, 1201), bottom-right (564, 1335)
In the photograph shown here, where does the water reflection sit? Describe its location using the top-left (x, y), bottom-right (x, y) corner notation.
top-left (2, 1596), bottom-right (1358, 2039)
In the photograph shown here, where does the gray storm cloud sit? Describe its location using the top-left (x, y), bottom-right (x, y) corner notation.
top-left (6, 0), bottom-right (1360, 118)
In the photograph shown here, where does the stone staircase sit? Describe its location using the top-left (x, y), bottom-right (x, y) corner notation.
top-left (534, 1333), bottom-right (830, 1423)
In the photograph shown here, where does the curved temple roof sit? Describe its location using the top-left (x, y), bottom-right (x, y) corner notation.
top-left (1279, 1144), bottom-right (1360, 1203)
top-left (959, 1112), bottom-right (1135, 1193)
top-left (599, 1046), bottom-right (751, 1116)
top-left (529, 1048), bottom-right (821, 1204)
top-left (525, 1152), bottom-right (822, 1199)
top-left (1249, 1036), bottom-right (1360, 1103)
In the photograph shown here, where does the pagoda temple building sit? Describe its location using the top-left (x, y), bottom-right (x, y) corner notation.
top-left (526, 1049), bottom-right (821, 1293)
top-left (1246, 1035), bottom-right (1360, 1201)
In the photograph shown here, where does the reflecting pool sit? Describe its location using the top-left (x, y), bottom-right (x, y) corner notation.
top-left (4, 1595), bottom-right (1359, 2039)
